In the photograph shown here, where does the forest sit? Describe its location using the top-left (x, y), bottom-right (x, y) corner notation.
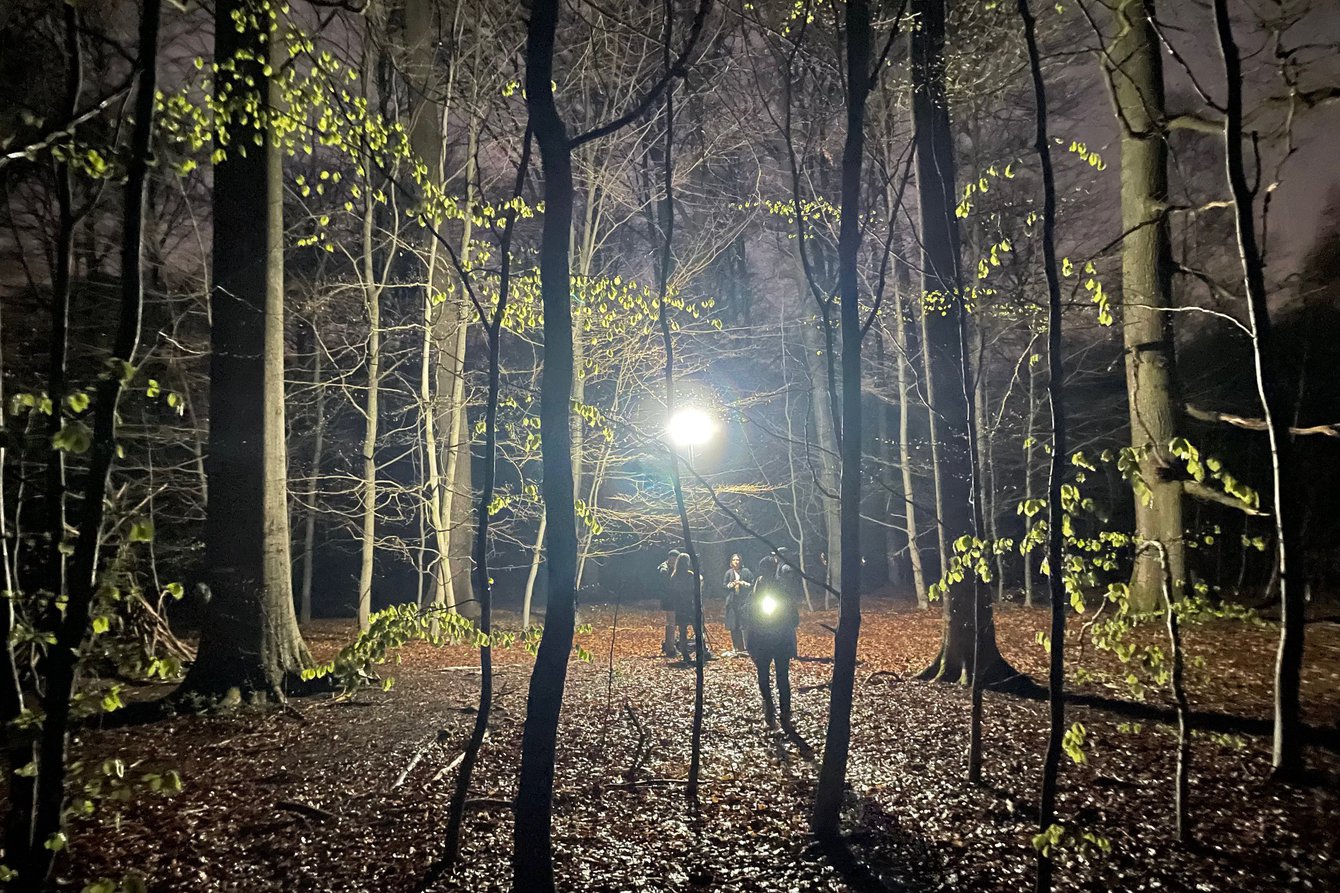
top-left (0, 0), bottom-right (1338, 890)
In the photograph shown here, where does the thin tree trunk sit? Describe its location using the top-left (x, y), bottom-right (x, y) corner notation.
top-left (651, 25), bottom-right (707, 805)
top-left (439, 126), bottom-right (532, 874)
top-left (357, 173), bottom-right (381, 633)
top-left (299, 324), bottom-right (324, 626)
top-left (45, 1), bottom-right (81, 607)
top-left (894, 261), bottom-right (928, 608)
top-left (919, 304), bottom-right (949, 581)
top-left (1023, 353), bottom-right (1037, 606)
top-left (813, 0), bottom-right (870, 838)
top-left (514, 2), bottom-right (580, 886)
top-left (1212, 0), bottom-right (1307, 780)
top-left (1017, 2), bottom-right (1068, 890)
top-left (24, 4), bottom-right (159, 885)
top-left (522, 512), bottom-right (545, 628)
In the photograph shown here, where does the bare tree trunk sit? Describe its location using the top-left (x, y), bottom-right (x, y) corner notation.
top-left (299, 323), bottom-right (324, 626)
top-left (404, 0), bottom-right (457, 617)
top-left (44, 1), bottom-right (81, 606)
top-left (1016, 2), bottom-right (1068, 889)
top-left (24, 4), bottom-right (159, 885)
top-left (813, 0), bottom-right (869, 838)
top-left (894, 260), bottom-right (928, 608)
top-left (1212, 0), bottom-right (1306, 780)
top-left (975, 326), bottom-right (1005, 601)
top-left (437, 118), bottom-right (480, 615)
top-left (1023, 354), bottom-right (1037, 607)
top-left (911, 0), bottom-right (1011, 684)
top-left (522, 512), bottom-right (545, 628)
top-left (439, 124), bottom-right (532, 876)
top-left (179, 0), bottom-right (309, 703)
top-left (919, 305), bottom-right (949, 581)
top-left (357, 169), bottom-right (382, 633)
top-left (1108, 0), bottom-right (1186, 613)
top-left (514, 2), bottom-right (580, 886)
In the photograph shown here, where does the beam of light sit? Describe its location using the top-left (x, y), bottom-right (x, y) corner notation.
top-left (667, 406), bottom-right (716, 448)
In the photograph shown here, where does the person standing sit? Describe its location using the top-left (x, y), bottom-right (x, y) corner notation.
top-left (669, 551), bottom-right (711, 662)
top-left (722, 553), bottom-right (754, 652)
top-left (746, 548), bottom-right (802, 729)
top-left (657, 549), bottom-right (681, 657)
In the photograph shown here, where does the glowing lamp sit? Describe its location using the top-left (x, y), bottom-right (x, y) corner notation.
top-left (667, 406), bottom-right (716, 448)
top-left (758, 593), bottom-right (779, 617)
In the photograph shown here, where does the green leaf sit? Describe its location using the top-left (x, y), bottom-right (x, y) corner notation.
top-left (44, 832), bottom-right (68, 852)
top-left (65, 391), bottom-right (91, 414)
top-left (128, 520), bottom-right (155, 543)
top-left (51, 421), bottom-right (93, 454)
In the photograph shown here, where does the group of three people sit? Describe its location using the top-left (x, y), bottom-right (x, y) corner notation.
top-left (658, 548), bottom-right (803, 730)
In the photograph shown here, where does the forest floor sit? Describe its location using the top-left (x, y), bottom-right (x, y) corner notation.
top-left (61, 599), bottom-right (1340, 893)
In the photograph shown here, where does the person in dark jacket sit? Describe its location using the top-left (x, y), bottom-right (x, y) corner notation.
top-left (657, 549), bottom-right (681, 657)
top-left (722, 553), bottom-right (754, 652)
top-left (667, 551), bottom-right (711, 662)
top-left (745, 548), bottom-right (802, 729)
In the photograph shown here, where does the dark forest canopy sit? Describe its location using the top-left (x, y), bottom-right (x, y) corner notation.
top-left (0, 0), bottom-right (1339, 891)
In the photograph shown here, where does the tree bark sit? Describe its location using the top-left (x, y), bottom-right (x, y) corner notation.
top-left (894, 262), bottom-right (928, 608)
top-left (1109, 0), bottom-right (1186, 613)
top-left (1211, 0), bottom-right (1307, 781)
top-left (24, 4), bottom-right (160, 886)
top-left (299, 322), bottom-right (324, 626)
top-left (514, 1), bottom-right (579, 887)
top-left (1016, 1), bottom-right (1068, 888)
top-left (179, 0), bottom-right (309, 703)
top-left (911, 0), bottom-right (1011, 684)
top-left (813, 0), bottom-right (869, 838)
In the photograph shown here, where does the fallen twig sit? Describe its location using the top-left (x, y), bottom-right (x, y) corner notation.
top-left (276, 800), bottom-right (336, 822)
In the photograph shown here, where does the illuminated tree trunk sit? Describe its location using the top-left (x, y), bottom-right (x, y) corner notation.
top-left (1109, 0), bottom-right (1186, 613)
top-left (894, 263), bottom-right (928, 607)
top-left (180, 1), bottom-right (309, 703)
top-left (911, 0), bottom-right (1010, 684)
top-left (298, 321), bottom-right (324, 625)
top-left (814, 0), bottom-right (869, 837)
top-left (357, 166), bottom-right (382, 633)
top-left (1212, 0), bottom-right (1306, 781)
top-left (1016, 1), bottom-right (1068, 888)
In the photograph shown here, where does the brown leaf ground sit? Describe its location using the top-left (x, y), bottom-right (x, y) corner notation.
top-left (59, 601), bottom-right (1340, 892)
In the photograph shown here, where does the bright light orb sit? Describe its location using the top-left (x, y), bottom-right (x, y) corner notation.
top-left (667, 406), bottom-right (716, 448)
top-left (759, 594), bottom-right (779, 617)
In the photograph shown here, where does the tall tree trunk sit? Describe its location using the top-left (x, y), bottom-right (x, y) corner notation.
top-left (522, 512), bottom-right (545, 628)
top-left (404, 0), bottom-right (458, 617)
top-left (894, 263), bottom-right (928, 608)
top-left (357, 175), bottom-right (382, 632)
top-left (179, 0), bottom-right (309, 703)
top-left (911, 0), bottom-right (1010, 684)
top-left (514, 1), bottom-right (579, 887)
top-left (1211, 0), bottom-right (1306, 780)
top-left (438, 119), bottom-right (479, 615)
top-left (23, 4), bottom-right (160, 886)
top-left (1109, 0), bottom-right (1186, 613)
top-left (919, 304), bottom-right (949, 580)
top-left (439, 124), bottom-right (531, 875)
top-left (1016, 1), bottom-right (1068, 888)
top-left (813, 0), bottom-right (869, 838)
top-left (975, 326), bottom-right (1005, 601)
top-left (1023, 353), bottom-right (1038, 606)
top-left (45, 1), bottom-right (81, 606)
top-left (299, 322), bottom-right (324, 626)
